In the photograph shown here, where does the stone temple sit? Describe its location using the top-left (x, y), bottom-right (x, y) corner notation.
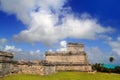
top-left (0, 43), bottom-right (92, 76)
top-left (44, 43), bottom-right (92, 73)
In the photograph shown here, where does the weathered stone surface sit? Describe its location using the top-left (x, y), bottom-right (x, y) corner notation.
top-left (0, 51), bottom-right (13, 77)
top-left (67, 43), bottom-right (84, 52)
top-left (1, 43), bottom-right (92, 76)
top-left (56, 65), bottom-right (92, 71)
top-left (17, 65), bottom-right (45, 75)
top-left (11, 62), bottom-right (56, 75)
top-left (45, 43), bottom-right (92, 72)
top-left (46, 54), bottom-right (86, 63)
top-left (44, 66), bottom-right (56, 75)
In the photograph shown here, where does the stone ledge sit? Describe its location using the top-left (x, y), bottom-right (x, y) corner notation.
top-left (43, 62), bottom-right (91, 66)
top-left (0, 51), bottom-right (13, 58)
top-left (45, 51), bottom-right (86, 56)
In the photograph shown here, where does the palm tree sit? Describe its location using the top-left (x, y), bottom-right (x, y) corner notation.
top-left (108, 57), bottom-right (114, 73)
top-left (109, 57), bottom-right (114, 63)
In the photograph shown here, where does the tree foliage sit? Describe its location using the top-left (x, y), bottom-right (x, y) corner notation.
top-left (109, 57), bottom-right (114, 63)
top-left (92, 63), bottom-right (120, 74)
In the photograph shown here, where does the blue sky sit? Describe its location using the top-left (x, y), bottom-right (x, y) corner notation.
top-left (0, 0), bottom-right (120, 64)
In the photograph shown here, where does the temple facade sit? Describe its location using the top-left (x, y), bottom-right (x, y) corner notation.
top-left (45, 43), bottom-right (92, 73)
top-left (0, 43), bottom-right (92, 76)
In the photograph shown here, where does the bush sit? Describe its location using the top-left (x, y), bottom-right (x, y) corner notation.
top-left (92, 63), bottom-right (120, 74)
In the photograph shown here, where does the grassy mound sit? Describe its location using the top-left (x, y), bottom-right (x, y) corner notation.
top-left (0, 72), bottom-right (120, 80)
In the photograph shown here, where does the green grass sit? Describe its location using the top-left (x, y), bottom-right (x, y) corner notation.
top-left (0, 72), bottom-right (120, 80)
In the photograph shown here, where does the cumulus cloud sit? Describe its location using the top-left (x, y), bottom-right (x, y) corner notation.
top-left (14, 50), bottom-right (44, 60)
top-left (98, 35), bottom-right (112, 41)
top-left (60, 40), bottom-right (67, 48)
top-left (108, 37), bottom-right (120, 55)
top-left (18, 49), bottom-right (44, 60)
top-left (117, 37), bottom-right (120, 41)
top-left (5, 45), bottom-right (22, 52)
top-left (3, 45), bottom-right (43, 60)
top-left (85, 47), bottom-right (109, 64)
top-left (86, 46), bottom-right (120, 64)
top-left (56, 40), bottom-right (67, 51)
top-left (0, 0), bottom-right (113, 45)
top-left (0, 38), bottom-right (7, 44)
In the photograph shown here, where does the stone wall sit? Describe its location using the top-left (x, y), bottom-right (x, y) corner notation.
top-left (0, 51), bottom-right (13, 77)
top-left (44, 66), bottom-right (56, 75)
top-left (46, 55), bottom-right (86, 63)
top-left (16, 65), bottom-right (45, 75)
top-left (56, 65), bottom-right (92, 71)
top-left (0, 63), bottom-right (11, 77)
top-left (11, 62), bottom-right (92, 76)
top-left (11, 61), bottom-right (56, 75)
top-left (67, 43), bottom-right (84, 52)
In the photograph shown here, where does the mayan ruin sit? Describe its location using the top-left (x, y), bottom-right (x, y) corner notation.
top-left (0, 51), bottom-right (13, 77)
top-left (0, 43), bottom-right (92, 77)
top-left (45, 43), bottom-right (92, 72)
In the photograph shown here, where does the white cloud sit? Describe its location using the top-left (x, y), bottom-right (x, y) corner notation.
top-left (117, 37), bottom-right (120, 41)
top-left (56, 48), bottom-right (66, 52)
top-left (3, 45), bottom-right (43, 60)
top-left (0, 0), bottom-right (66, 25)
top-left (0, 38), bottom-right (7, 44)
top-left (48, 49), bottom-right (53, 52)
top-left (98, 35), bottom-right (112, 41)
top-left (86, 46), bottom-right (120, 64)
top-left (14, 50), bottom-right (44, 60)
top-left (0, 0), bottom-right (113, 45)
top-left (85, 47), bottom-right (109, 64)
top-left (56, 40), bottom-right (67, 51)
top-left (60, 40), bottom-right (67, 48)
top-left (4, 45), bottom-right (22, 52)
top-left (48, 40), bottom-right (67, 51)
top-left (29, 51), bottom-right (34, 55)
top-left (36, 49), bottom-right (40, 53)
top-left (108, 37), bottom-right (120, 55)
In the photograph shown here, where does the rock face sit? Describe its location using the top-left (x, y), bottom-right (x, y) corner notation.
top-left (45, 43), bottom-right (92, 72)
top-left (0, 51), bottom-right (13, 77)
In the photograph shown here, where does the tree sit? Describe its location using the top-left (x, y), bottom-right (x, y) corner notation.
top-left (109, 57), bottom-right (114, 63)
top-left (109, 57), bottom-right (114, 73)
